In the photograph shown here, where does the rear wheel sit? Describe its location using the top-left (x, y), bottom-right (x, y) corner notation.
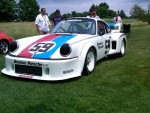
top-left (83, 48), bottom-right (96, 75)
top-left (0, 40), bottom-right (9, 54)
top-left (118, 40), bottom-right (126, 57)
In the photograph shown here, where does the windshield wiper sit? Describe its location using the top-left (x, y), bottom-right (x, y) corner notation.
top-left (60, 27), bottom-right (67, 33)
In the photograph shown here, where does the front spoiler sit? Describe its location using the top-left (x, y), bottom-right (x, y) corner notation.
top-left (1, 55), bottom-right (83, 81)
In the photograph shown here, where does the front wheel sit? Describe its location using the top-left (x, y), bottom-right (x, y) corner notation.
top-left (0, 40), bottom-right (9, 54)
top-left (83, 48), bottom-right (96, 75)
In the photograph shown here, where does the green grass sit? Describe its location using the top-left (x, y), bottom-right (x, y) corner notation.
top-left (0, 19), bottom-right (150, 113)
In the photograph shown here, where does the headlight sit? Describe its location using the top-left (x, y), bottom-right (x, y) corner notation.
top-left (60, 43), bottom-right (71, 57)
top-left (10, 41), bottom-right (19, 52)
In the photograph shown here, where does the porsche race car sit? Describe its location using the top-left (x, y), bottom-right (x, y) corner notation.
top-left (2, 18), bottom-right (126, 81)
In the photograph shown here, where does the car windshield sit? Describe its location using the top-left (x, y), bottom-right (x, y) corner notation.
top-left (50, 19), bottom-right (96, 35)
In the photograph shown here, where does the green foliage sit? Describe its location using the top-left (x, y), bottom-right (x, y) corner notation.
top-left (130, 4), bottom-right (145, 18)
top-left (0, 0), bottom-right (17, 22)
top-left (85, 2), bottom-right (125, 18)
top-left (139, 4), bottom-right (150, 25)
top-left (18, 0), bottom-right (40, 21)
top-left (49, 11), bottom-right (55, 20)
top-left (140, 14), bottom-right (150, 25)
top-left (61, 2), bottom-right (124, 18)
top-left (120, 10), bottom-right (127, 18)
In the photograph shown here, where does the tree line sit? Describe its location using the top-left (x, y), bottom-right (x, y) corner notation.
top-left (0, 0), bottom-right (149, 24)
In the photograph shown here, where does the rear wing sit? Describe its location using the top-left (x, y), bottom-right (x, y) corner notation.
top-left (108, 23), bottom-right (122, 33)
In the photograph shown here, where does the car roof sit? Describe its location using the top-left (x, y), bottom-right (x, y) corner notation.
top-left (64, 17), bottom-right (101, 21)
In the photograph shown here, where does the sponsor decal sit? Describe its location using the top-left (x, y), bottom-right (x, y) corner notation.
top-left (63, 69), bottom-right (74, 74)
top-left (14, 60), bottom-right (42, 67)
top-left (97, 42), bottom-right (104, 49)
top-left (14, 60), bottom-right (26, 65)
top-left (19, 74), bottom-right (33, 79)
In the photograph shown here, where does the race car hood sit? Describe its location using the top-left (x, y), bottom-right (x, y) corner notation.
top-left (11, 33), bottom-right (94, 59)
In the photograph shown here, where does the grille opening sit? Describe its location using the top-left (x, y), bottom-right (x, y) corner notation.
top-left (15, 64), bottom-right (42, 76)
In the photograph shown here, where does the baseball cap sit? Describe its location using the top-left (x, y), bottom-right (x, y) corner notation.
top-left (56, 9), bottom-right (60, 12)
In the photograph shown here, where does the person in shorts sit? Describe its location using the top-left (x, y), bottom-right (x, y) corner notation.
top-left (35, 8), bottom-right (50, 34)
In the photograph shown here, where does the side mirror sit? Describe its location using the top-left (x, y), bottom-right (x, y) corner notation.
top-left (99, 27), bottom-right (105, 36)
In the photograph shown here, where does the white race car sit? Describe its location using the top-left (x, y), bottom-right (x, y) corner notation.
top-left (2, 18), bottom-right (126, 81)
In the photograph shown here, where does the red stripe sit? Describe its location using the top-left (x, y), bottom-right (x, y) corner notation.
top-left (18, 34), bottom-right (60, 58)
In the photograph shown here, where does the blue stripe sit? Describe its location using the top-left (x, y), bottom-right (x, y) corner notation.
top-left (108, 23), bottom-right (116, 29)
top-left (32, 34), bottom-right (76, 59)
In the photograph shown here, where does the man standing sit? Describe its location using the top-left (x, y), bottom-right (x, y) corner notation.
top-left (91, 10), bottom-right (100, 19)
top-left (35, 8), bottom-right (50, 34)
top-left (52, 9), bottom-right (62, 27)
top-left (114, 12), bottom-right (122, 23)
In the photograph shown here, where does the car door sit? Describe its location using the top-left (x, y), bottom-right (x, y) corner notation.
top-left (97, 21), bottom-right (112, 57)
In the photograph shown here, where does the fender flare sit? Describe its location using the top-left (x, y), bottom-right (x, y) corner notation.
top-left (78, 42), bottom-right (97, 73)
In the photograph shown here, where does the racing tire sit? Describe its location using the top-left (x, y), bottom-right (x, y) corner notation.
top-left (0, 40), bottom-right (9, 54)
top-left (118, 40), bottom-right (126, 57)
top-left (83, 48), bottom-right (96, 75)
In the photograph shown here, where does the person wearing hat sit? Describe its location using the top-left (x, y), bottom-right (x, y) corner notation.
top-left (52, 9), bottom-right (62, 27)
top-left (91, 10), bottom-right (100, 19)
top-left (35, 8), bottom-right (50, 34)
top-left (113, 12), bottom-right (122, 23)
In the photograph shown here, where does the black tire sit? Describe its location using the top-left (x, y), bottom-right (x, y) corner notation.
top-left (0, 40), bottom-right (9, 54)
top-left (83, 48), bottom-right (96, 75)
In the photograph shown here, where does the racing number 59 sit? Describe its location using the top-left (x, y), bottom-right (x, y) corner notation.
top-left (29, 43), bottom-right (54, 52)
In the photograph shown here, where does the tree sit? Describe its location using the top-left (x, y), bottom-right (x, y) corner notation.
top-left (147, 4), bottom-right (150, 14)
top-left (89, 4), bottom-right (96, 12)
top-left (71, 11), bottom-right (78, 17)
top-left (108, 9), bottom-right (116, 18)
top-left (0, 0), bottom-right (17, 22)
top-left (130, 4), bottom-right (145, 18)
top-left (120, 10), bottom-right (127, 18)
top-left (140, 4), bottom-right (150, 25)
top-left (18, 0), bottom-right (40, 21)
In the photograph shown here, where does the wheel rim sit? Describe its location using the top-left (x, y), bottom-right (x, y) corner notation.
top-left (120, 41), bottom-right (125, 55)
top-left (86, 51), bottom-right (95, 72)
top-left (0, 41), bottom-right (8, 53)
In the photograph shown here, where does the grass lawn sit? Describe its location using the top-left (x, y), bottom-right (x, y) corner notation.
top-left (0, 19), bottom-right (150, 113)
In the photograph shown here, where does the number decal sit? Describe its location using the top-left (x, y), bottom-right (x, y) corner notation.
top-left (29, 43), bottom-right (45, 52)
top-left (38, 43), bottom-right (54, 52)
top-left (29, 43), bottom-right (55, 53)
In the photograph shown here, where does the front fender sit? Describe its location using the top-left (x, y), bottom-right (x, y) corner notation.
top-left (78, 42), bottom-right (95, 72)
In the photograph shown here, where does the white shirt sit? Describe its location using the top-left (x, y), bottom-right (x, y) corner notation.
top-left (35, 14), bottom-right (50, 32)
top-left (91, 15), bottom-right (100, 19)
top-left (114, 16), bottom-right (122, 23)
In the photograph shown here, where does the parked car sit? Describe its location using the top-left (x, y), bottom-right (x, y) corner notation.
top-left (2, 18), bottom-right (126, 81)
top-left (0, 31), bottom-right (13, 54)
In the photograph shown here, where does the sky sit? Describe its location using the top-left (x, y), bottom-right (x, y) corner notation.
top-left (37, 0), bottom-right (149, 16)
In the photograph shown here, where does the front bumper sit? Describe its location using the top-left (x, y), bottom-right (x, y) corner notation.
top-left (1, 55), bottom-right (83, 81)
